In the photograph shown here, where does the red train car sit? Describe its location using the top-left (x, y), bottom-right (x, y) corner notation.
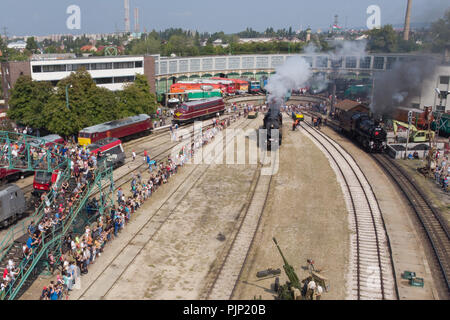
top-left (33, 138), bottom-right (125, 195)
top-left (172, 97), bottom-right (225, 124)
top-left (78, 114), bottom-right (152, 146)
top-left (0, 169), bottom-right (25, 184)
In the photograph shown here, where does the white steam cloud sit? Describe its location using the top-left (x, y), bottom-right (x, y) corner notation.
top-left (266, 56), bottom-right (312, 104)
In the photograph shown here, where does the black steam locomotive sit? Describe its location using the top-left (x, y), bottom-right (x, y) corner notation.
top-left (258, 109), bottom-right (283, 150)
top-left (339, 112), bottom-right (387, 153)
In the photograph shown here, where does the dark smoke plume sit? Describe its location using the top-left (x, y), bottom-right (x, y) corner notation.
top-left (370, 56), bottom-right (438, 116)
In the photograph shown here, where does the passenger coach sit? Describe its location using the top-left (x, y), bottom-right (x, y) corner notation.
top-left (172, 97), bottom-right (225, 124)
top-left (78, 114), bottom-right (152, 146)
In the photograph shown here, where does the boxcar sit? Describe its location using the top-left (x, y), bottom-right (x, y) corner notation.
top-left (172, 97), bottom-right (225, 124)
top-left (0, 184), bottom-right (26, 227)
top-left (78, 114), bottom-right (152, 146)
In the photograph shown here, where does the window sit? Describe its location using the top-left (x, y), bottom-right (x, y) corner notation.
top-left (345, 57), bottom-right (357, 68)
top-left (331, 58), bottom-right (342, 68)
top-left (135, 61), bottom-right (143, 68)
top-left (113, 76), bottom-right (135, 83)
top-left (42, 64), bottom-right (66, 72)
top-left (386, 57), bottom-right (396, 70)
top-left (360, 56), bottom-right (371, 69)
top-left (373, 57), bottom-right (384, 69)
top-left (113, 62), bottom-right (134, 69)
top-left (316, 56), bottom-right (328, 68)
top-left (32, 66), bottom-right (42, 73)
top-left (440, 76), bottom-right (449, 85)
top-left (90, 63), bottom-right (112, 70)
top-left (67, 64), bottom-right (90, 71)
top-left (94, 77), bottom-right (113, 84)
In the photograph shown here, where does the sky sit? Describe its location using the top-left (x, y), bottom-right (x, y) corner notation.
top-left (1, 0), bottom-right (449, 37)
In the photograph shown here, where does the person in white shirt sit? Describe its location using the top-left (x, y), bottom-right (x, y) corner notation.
top-left (315, 285), bottom-right (323, 300)
top-left (306, 280), bottom-right (316, 300)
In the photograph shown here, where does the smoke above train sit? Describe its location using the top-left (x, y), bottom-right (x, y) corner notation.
top-left (265, 56), bottom-right (312, 115)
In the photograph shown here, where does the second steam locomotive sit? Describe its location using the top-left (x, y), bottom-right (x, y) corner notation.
top-left (339, 111), bottom-right (387, 153)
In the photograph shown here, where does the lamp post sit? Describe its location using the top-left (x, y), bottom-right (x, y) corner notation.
top-left (65, 84), bottom-right (72, 110)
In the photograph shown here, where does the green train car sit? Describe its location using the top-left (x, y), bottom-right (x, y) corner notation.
top-left (186, 89), bottom-right (222, 100)
top-left (431, 112), bottom-right (450, 137)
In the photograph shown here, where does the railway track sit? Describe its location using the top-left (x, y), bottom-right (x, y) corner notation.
top-left (205, 143), bottom-right (274, 300)
top-left (75, 116), bottom-right (256, 299)
top-left (372, 154), bottom-right (450, 296)
top-left (301, 119), bottom-right (397, 300)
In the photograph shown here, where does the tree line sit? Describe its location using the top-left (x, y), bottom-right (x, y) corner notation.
top-left (6, 70), bottom-right (158, 137)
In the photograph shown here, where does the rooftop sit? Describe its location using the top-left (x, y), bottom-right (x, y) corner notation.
top-left (335, 99), bottom-right (368, 112)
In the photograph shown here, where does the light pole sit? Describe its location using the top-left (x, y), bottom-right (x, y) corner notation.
top-left (404, 110), bottom-right (412, 159)
top-left (65, 84), bottom-right (72, 110)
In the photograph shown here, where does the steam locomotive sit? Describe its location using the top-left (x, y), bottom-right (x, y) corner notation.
top-left (339, 112), bottom-right (387, 153)
top-left (258, 108), bottom-right (283, 150)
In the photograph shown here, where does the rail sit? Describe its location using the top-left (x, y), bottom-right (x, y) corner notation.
top-left (372, 154), bottom-right (450, 295)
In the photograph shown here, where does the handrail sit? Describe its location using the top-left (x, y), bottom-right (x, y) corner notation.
top-left (0, 166), bottom-right (71, 261)
top-left (2, 232), bottom-right (63, 300)
top-left (2, 162), bottom-right (114, 299)
top-left (0, 131), bottom-right (70, 173)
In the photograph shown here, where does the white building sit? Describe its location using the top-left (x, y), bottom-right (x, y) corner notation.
top-left (410, 65), bottom-right (450, 112)
top-left (29, 55), bottom-right (154, 91)
top-left (7, 41), bottom-right (27, 50)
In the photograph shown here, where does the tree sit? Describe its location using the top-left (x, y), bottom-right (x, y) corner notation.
top-left (42, 69), bottom-right (106, 137)
top-left (366, 25), bottom-right (398, 53)
top-left (430, 9), bottom-right (450, 53)
top-left (129, 35), bottom-right (161, 55)
top-left (116, 74), bottom-right (157, 117)
top-left (26, 37), bottom-right (38, 53)
top-left (7, 76), bottom-right (53, 129)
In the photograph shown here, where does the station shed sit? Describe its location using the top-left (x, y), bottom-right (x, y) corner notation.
top-left (333, 99), bottom-right (369, 119)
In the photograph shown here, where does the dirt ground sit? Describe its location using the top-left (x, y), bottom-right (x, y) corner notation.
top-left (90, 118), bottom-right (262, 300)
top-left (233, 121), bottom-right (350, 300)
top-left (316, 125), bottom-right (440, 300)
top-left (396, 159), bottom-right (450, 225)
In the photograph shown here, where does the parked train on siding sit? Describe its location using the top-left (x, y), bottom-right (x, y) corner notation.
top-left (0, 184), bottom-right (26, 228)
top-left (78, 114), bottom-right (152, 147)
top-left (172, 97), bottom-right (225, 124)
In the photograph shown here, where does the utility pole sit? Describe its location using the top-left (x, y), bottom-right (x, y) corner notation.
top-left (404, 110), bottom-right (412, 159)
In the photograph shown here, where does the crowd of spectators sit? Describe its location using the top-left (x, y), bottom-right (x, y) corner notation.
top-left (434, 154), bottom-right (449, 192)
top-left (38, 108), bottom-right (250, 299)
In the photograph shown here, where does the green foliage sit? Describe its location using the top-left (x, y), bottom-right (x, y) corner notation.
top-left (116, 74), bottom-right (157, 117)
top-left (26, 37), bottom-right (38, 53)
top-left (7, 76), bottom-right (53, 128)
top-left (366, 25), bottom-right (398, 53)
top-left (7, 70), bottom-right (157, 137)
top-left (430, 9), bottom-right (450, 53)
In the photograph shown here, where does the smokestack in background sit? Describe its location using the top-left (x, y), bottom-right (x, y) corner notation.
top-left (403, 0), bottom-right (412, 41)
top-left (124, 0), bottom-right (130, 33)
top-left (134, 7), bottom-right (139, 33)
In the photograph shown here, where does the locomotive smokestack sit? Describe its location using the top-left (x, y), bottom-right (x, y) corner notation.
top-left (403, 0), bottom-right (412, 41)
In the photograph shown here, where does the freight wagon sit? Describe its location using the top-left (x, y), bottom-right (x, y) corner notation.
top-left (78, 114), bottom-right (152, 146)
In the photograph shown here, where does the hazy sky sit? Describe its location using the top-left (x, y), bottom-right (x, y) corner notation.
top-left (1, 0), bottom-right (449, 36)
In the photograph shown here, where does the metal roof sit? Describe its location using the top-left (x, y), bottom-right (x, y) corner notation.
top-left (182, 97), bottom-right (223, 107)
top-left (80, 114), bottom-right (150, 134)
top-left (0, 184), bottom-right (20, 197)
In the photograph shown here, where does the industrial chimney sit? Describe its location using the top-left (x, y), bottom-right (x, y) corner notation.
top-left (403, 0), bottom-right (412, 41)
top-left (134, 8), bottom-right (139, 33)
top-left (124, 0), bottom-right (130, 33)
